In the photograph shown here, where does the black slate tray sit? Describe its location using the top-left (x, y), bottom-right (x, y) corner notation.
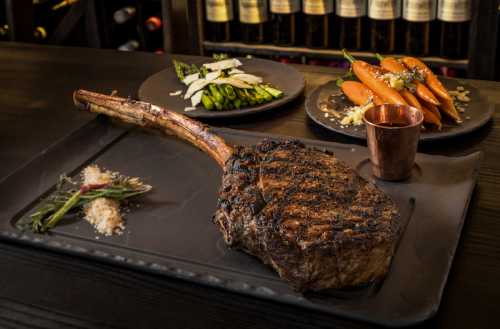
top-left (0, 118), bottom-right (481, 327)
top-left (306, 78), bottom-right (495, 141)
top-left (138, 57), bottom-right (305, 118)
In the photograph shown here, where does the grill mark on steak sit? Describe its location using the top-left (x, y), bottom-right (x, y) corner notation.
top-left (216, 140), bottom-right (400, 290)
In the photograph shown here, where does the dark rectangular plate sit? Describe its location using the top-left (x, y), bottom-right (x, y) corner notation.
top-left (0, 119), bottom-right (481, 327)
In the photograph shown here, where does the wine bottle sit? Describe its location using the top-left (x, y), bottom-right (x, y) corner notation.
top-left (33, 26), bottom-right (48, 42)
top-left (0, 25), bottom-right (9, 41)
top-left (336, 0), bottom-right (367, 50)
top-left (239, 0), bottom-right (269, 44)
top-left (205, 0), bottom-right (234, 42)
top-left (144, 16), bottom-right (164, 52)
top-left (145, 16), bottom-right (162, 32)
top-left (114, 6), bottom-right (137, 25)
top-left (303, 0), bottom-right (334, 48)
top-left (437, 0), bottom-right (471, 59)
top-left (118, 40), bottom-right (140, 51)
top-left (270, 0), bottom-right (301, 46)
top-left (368, 0), bottom-right (401, 53)
top-left (111, 6), bottom-right (140, 49)
top-left (403, 1), bottom-right (436, 56)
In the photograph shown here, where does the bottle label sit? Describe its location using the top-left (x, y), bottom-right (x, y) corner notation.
top-left (239, 0), bottom-right (268, 23)
top-left (438, 0), bottom-right (471, 22)
top-left (271, 0), bottom-right (300, 14)
top-left (403, 0), bottom-right (436, 22)
top-left (206, 0), bottom-right (233, 22)
top-left (368, 0), bottom-right (401, 20)
top-left (303, 0), bottom-right (334, 15)
top-left (336, 0), bottom-right (367, 18)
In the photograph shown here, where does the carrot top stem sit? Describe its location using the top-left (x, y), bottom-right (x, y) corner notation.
top-left (342, 49), bottom-right (356, 64)
top-left (375, 53), bottom-right (384, 62)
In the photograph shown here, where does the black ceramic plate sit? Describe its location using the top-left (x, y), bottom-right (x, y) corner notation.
top-left (306, 78), bottom-right (494, 141)
top-left (138, 57), bottom-right (305, 118)
top-left (0, 119), bottom-right (480, 327)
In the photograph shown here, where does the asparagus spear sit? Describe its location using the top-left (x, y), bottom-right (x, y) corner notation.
top-left (223, 85), bottom-right (237, 100)
top-left (233, 98), bottom-right (242, 109)
top-left (201, 92), bottom-right (214, 110)
top-left (209, 84), bottom-right (224, 104)
top-left (261, 85), bottom-right (283, 99)
top-left (254, 85), bottom-right (273, 102)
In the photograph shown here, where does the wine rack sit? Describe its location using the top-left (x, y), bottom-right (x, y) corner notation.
top-left (162, 0), bottom-right (500, 80)
top-left (1, 0), bottom-right (165, 52)
top-left (1, 1), bottom-right (498, 79)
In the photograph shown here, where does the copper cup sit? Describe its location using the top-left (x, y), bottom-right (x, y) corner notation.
top-left (363, 104), bottom-right (424, 181)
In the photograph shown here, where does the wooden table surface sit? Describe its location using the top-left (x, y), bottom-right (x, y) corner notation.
top-left (0, 43), bottom-right (498, 329)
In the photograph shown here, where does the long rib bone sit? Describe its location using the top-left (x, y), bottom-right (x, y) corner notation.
top-left (73, 90), bottom-right (233, 167)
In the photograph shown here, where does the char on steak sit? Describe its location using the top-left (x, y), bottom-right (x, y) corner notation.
top-left (73, 90), bottom-right (401, 292)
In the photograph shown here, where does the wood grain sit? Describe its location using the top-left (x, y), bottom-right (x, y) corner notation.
top-left (0, 43), bottom-right (499, 329)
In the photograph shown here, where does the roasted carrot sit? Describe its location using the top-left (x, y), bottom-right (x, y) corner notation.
top-left (400, 89), bottom-right (422, 109)
top-left (440, 97), bottom-right (462, 123)
top-left (421, 107), bottom-right (442, 130)
top-left (401, 89), bottom-right (441, 129)
top-left (340, 81), bottom-right (383, 106)
top-left (401, 56), bottom-right (451, 101)
top-left (402, 56), bottom-right (461, 123)
top-left (343, 50), bottom-right (407, 105)
top-left (415, 81), bottom-right (440, 106)
top-left (376, 54), bottom-right (406, 73)
top-left (420, 99), bottom-right (441, 120)
top-left (376, 54), bottom-right (441, 106)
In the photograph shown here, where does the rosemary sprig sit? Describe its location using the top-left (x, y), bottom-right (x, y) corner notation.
top-left (43, 190), bottom-right (82, 231)
top-left (20, 170), bottom-right (152, 233)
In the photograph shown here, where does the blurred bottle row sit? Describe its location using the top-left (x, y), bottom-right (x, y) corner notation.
top-left (0, 0), bottom-right (165, 53)
top-left (205, 0), bottom-right (471, 59)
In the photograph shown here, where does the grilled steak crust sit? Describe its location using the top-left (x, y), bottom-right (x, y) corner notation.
top-left (214, 140), bottom-right (400, 291)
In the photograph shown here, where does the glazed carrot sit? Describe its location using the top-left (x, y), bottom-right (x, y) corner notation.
top-left (344, 51), bottom-right (407, 105)
top-left (440, 97), bottom-right (462, 123)
top-left (340, 81), bottom-right (383, 106)
top-left (400, 89), bottom-right (422, 109)
top-left (402, 56), bottom-right (462, 123)
top-left (415, 81), bottom-right (440, 106)
top-left (420, 99), bottom-right (441, 120)
top-left (401, 89), bottom-right (441, 129)
top-left (376, 54), bottom-right (406, 73)
top-left (376, 54), bottom-right (441, 106)
top-left (421, 107), bottom-right (442, 130)
top-left (401, 56), bottom-right (451, 101)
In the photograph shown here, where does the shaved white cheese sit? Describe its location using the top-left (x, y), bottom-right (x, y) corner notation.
top-left (184, 107), bottom-right (197, 112)
top-left (182, 73), bottom-right (199, 85)
top-left (191, 90), bottom-right (204, 107)
top-left (184, 79), bottom-right (210, 99)
top-left (169, 90), bottom-right (182, 96)
top-left (212, 77), bottom-right (252, 89)
top-left (340, 102), bottom-right (374, 126)
top-left (203, 58), bottom-right (242, 71)
top-left (229, 68), bottom-right (245, 75)
top-left (231, 73), bottom-right (263, 85)
top-left (205, 70), bottom-right (221, 81)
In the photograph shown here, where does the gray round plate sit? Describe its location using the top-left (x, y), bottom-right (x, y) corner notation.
top-left (138, 57), bottom-right (305, 118)
top-left (305, 78), bottom-right (494, 141)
